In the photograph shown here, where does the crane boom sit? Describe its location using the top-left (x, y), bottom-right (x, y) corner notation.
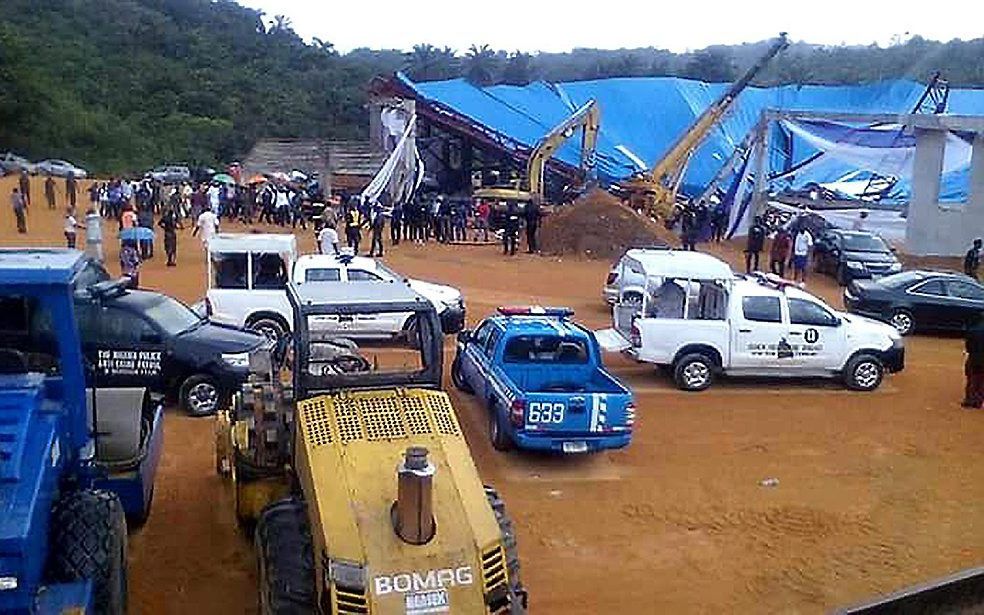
top-left (624, 33), bottom-right (788, 217)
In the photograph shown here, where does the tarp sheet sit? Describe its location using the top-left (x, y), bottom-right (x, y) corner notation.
top-left (400, 74), bottom-right (984, 202)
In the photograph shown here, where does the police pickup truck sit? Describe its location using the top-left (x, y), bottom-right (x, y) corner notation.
top-left (451, 306), bottom-right (635, 453)
top-left (600, 250), bottom-right (904, 392)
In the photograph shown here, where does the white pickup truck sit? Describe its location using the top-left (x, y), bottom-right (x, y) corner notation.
top-left (200, 234), bottom-right (465, 342)
top-left (599, 249), bottom-right (904, 391)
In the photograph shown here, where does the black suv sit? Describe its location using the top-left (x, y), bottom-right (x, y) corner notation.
top-left (813, 229), bottom-right (901, 285)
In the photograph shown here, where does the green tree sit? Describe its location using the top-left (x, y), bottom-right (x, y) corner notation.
top-left (501, 51), bottom-right (535, 85)
top-left (464, 44), bottom-right (499, 86)
top-left (684, 48), bottom-right (736, 82)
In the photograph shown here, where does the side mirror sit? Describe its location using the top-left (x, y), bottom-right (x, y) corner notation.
top-left (457, 329), bottom-right (472, 345)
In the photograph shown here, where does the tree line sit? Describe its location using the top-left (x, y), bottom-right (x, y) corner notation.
top-left (0, 0), bottom-right (981, 176)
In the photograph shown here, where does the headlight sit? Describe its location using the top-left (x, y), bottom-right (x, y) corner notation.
top-left (846, 261), bottom-right (864, 270)
top-left (889, 262), bottom-right (902, 272)
top-left (221, 352), bottom-right (250, 368)
top-left (0, 576), bottom-right (18, 591)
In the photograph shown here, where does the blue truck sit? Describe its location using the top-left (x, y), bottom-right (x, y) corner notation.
top-left (0, 249), bottom-right (163, 614)
top-left (451, 306), bottom-right (635, 453)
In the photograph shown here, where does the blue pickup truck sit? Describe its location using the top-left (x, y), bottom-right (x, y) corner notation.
top-left (451, 306), bottom-right (635, 453)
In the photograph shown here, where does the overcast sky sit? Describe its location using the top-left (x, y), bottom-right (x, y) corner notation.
top-left (239, 0), bottom-right (981, 54)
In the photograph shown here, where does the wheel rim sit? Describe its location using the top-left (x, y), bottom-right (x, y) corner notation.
top-left (683, 362), bottom-right (710, 388)
top-left (252, 322), bottom-right (282, 341)
top-left (188, 382), bottom-right (219, 414)
top-left (854, 362), bottom-right (881, 389)
top-left (890, 312), bottom-right (912, 334)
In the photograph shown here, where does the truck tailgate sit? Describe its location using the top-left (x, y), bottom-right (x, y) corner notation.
top-left (523, 391), bottom-right (631, 437)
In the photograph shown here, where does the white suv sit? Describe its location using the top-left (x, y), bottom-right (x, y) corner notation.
top-left (199, 234), bottom-right (465, 342)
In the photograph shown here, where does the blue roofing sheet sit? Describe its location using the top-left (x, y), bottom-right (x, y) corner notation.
top-left (401, 74), bottom-right (984, 202)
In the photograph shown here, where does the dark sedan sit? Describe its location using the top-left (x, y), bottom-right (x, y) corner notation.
top-left (814, 229), bottom-right (902, 285)
top-left (843, 270), bottom-right (984, 335)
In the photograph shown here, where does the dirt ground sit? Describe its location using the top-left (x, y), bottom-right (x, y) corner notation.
top-left (4, 174), bottom-right (984, 614)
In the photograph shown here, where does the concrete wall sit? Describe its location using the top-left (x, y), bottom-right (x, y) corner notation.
top-left (905, 129), bottom-right (984, 256)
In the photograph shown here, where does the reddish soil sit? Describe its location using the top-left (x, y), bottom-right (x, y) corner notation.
top-left (4, 174), bottom-right (984, 614)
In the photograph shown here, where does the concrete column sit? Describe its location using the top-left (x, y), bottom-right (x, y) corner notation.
top-left (970, 134), bottom-right (984, 211)
top-left (905, 128), bottom-right (946, 255)
top-left (750, 118), bottom-right (769, 217)
top-left (368, 99), bottom-right (384, 152)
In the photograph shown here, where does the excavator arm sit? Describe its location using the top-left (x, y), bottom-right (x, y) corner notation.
top-left (527, 99), bottom-right (601, 201)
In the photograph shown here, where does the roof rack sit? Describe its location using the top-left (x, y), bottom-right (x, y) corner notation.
top-left (747, 271), bottom-right (799, 292)
top-left (84, 279), bottom-right (129, 300)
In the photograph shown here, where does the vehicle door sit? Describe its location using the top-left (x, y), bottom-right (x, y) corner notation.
top-left (207, 251), bottom-right (250, 324)
top-left (906, 279), bottom-right (958, 329)
top-left (943, 279), bottom-right (984, 329)
top-left (345, 268), bottom-right (406, 334)
top-left (92, 303), bottom-right (167, 390)
top-left (786, 297), bottom-right (846, 370)
top-left (249, 251), bottom-right (291, 326)
top-left (475, 328), bottom-right (503, 403)
top-left (460, 322), bottom-right (494, 396)
top-left (730, 295), bottom-right (790, 369)
top-left (300, 267), bottom-right (347, 335)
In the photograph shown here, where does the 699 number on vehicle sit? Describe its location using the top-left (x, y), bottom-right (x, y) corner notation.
top-left (527, 401), bottom-right (565, 424)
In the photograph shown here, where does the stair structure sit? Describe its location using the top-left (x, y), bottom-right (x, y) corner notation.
top-left (241, 139), bottom-right (388, 194)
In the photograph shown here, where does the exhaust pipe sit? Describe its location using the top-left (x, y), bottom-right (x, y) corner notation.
top-left (393, 446), bottom-right (436, 544)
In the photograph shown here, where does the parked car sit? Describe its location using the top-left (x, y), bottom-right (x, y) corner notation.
top-left (0, 151), bottom-right (35, 175)
top-left (604, 244), bottom-right (671, 305)
top-left (452, 306), bottom-right (634, 453)
top-left (293, 253), bottom-right (466, 334)
top-left (843, 270), bottom-right (984, 336)
top-left (813, 228), bottom-right (901, 285)
top-left (34, 159), bottom-right (88, 178)
top-left (147, 164), bottom-right (191, 183)
top-left (600, 250), bottom-right (903, 391)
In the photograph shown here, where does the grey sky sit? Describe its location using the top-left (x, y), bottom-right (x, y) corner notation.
top-left (239, 0), bottom-right (982, 54)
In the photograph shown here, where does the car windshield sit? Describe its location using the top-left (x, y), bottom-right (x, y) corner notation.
top-left (842, 234), bottom-right (889, 252)
top-left (879, 271), bottom-right (925, 289)
top-left (144, 295), bottom-right (203, 335)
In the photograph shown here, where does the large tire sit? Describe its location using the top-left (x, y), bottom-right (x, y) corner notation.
top-left (255, 497), bottom-right (316, 615)
top-left (47, 489), bottom-right (128, 615)
top-left (843, 353), bottom-right (885, 391)
top-left (179, 374), bottom-right (220, 416)
top-left (248, 316), bottom-right (289, 345)
top-left (673, 353), bottom-right (716, 391)
top-left (451, 356), bottom-right (473, 393)
top-left (889, 308), bottom-right (915, 336)
top-left (489, 403), bottom-right (513, 452)
top-left (485, 487), bottom-right (528, 614)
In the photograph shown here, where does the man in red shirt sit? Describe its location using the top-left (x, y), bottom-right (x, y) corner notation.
top-left (473, 198), bottom-right (490, 242)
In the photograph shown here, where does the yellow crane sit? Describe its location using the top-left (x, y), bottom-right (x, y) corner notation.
top-left (622, 33), bottom-right (788, 218)
top-left (474, 98), bottom-right (601, 205)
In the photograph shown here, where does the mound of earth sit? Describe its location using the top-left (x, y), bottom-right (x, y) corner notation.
top-left (540, 189), bottom-right (677, 259)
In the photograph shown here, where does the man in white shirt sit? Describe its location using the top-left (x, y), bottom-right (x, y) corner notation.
top-left (193, 209), bottom-right (219, 248)
top-left (318, 224), bottom-right (339, 255)
top-left (84, 206), bottom-right (104, 263)
top-left (207, 184), bottom-right (221, 215)
top-left (792, 228), bottom-right (813, 284)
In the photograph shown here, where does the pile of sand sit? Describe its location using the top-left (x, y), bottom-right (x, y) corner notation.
top-left (540, 189), bottom-right (677, 259)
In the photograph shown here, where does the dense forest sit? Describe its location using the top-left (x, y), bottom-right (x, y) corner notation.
top-left (1, 0), bottom-right (983, 175)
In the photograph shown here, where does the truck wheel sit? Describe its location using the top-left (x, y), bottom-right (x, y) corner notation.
top-left (180, 374), bottom-right (220, 416)
top-left (255, 497), bottom-right (316, 615)
top-left (451, 356), bottom-right (473, 393)
top-left (404, 315), bottom-right (421, 350)
top-left (889, 309), bottom-right (914, 336)
top-left (485, 486), bottom-right (529, 613)
top-left (844, 353), bottom-right (884, 391)
top-left (47, 489), bottom-right (128, 615)
top-left (248, 316), bottom-right (288, 345)
top-left (673, 353), bottom-right (715, 391)
top-left (489, 405), bottom-right (513, 452)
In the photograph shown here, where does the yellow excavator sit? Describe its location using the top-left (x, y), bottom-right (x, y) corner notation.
top-left (621, 33), bottom-right (788, 219)
top-left (474, 98), bottom-right (601, 205)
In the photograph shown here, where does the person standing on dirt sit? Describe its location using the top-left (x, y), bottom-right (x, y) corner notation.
top-left (120, 240), bottom-right (142, 289)
top-left (525, 199), bottom-right (541, 253)
top-left (369, 204), bottom-right (386, 257)
top-left (503, 201), bottom-right (520, 256)
top-left (769, 227), bottom-right (793, 278)
top-left (679, 207), bottom-right (697, 251)
top-left (63, 208), bottom-right (83, 249)
top-left (44, 175), bottom-right (57, 210)
top-left (137, 204), bottom-right (155, 259)
top-left (10, 187), bottom-right (27, 234)
top-left (18, 169), bottom-right (30, 208)
top-left (158, 206), bottom-right (183, 267)
top-left (745, 216), bottom-right (766, 273)
top-left (791, 227), bottom-right (813, 284)
top-left (473, 198), bottom-right (490, 242)
top-left (962, 313), bottom-right (984, 408)
top-left (964, 238), bottom-right (982, 280)
top-left (345, 204), bottom-right (364, 253)
top-left (65, 173), bottom-right (78, 209)
top-left (711, 203), bottom-right (728, 242)
top-left (193, 206), bottom-right (219, 249)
